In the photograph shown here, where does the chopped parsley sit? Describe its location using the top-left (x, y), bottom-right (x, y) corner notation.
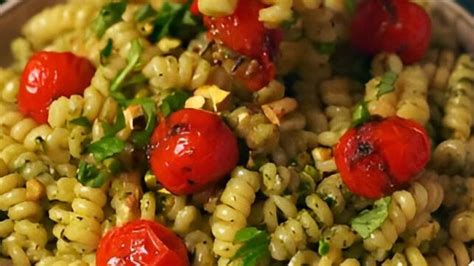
top-left (135, 4), bottom-right (158, 22)
top-left (376, 71), bottom-right (398, 98)
top-left (351, 197), bottom-right (391, 239)
top-left (87, 136), bottom-right (125, 162)
top-left (100, 39), bottom-right (113, 65)
top-left (352, 101), bottom-right (370, 127)
top-left (160, 90), bottom-right (191, 116)
top-left (103, 110), bottom-right (126, 137)
top-left (345, 0), bottom-right (356, 14)
top-left (315, 42), bottom-right (337, 55)
top-left (70, 117), bottom-right (92, 128)
top-left (318, 239), bottom-right (330, 256)
top-left (149, 0), bottom-right (203, 42)
top-left (128, 97), bottom-right (157, 148)
top-left (232, 227), bottom-right (270, 266)
top-left (91, 0), bottom-right (127, 37)
top-left (77, 161), bottom-right (109, 188)
top-left (110, 39), bottom-right (143, 93)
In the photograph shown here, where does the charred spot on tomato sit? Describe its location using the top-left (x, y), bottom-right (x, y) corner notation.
top-left (355, 141), bottom-right (374, 158)
top-left (168, 123), bottom-right (190, 136)
top-left (186, 179), bottom-right (196, 185)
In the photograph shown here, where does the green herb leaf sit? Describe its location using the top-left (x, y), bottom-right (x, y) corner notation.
top-left (87, 136), bottom-right (125, 162)
top-left (232, 227), bottom-right (270, 266)
top-left (103, 109), bottom-right (126, 137)
top-left (318, 239), bottom-right (330, 256)
top-left (352, 101), bottom-right (370, 127)
top-left (351, 197), bottom-right (391, 239)
top-left (70, 117), bottom-right (92, 128)
top-left (77, 161), bottom-right (109, 188)
top-left (150, 0), bottom-right (202, 42)
top-left (91, 0), bottom-right (127, 38)
top-left (110, 39), bottom-right (143, 93)
top-left (345, 0), bottom-right (356, 14)
top-left (128, 97), bottom-right (157, 148)
top-left (135, 4), bottom-right (158, 22)
top-left (160, 90), bottom-right (191, 117)
top-left (315, 42), bottom-right (337, 55)
top-left (100, 39), bottom-right (114, 65)
top-left (376, 71), bottom-right (398, 98)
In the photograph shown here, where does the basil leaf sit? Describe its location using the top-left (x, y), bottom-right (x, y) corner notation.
top-left (351, 197), bottom-right (391, 239)
top-left (87, 136), bottom-right (125, 162)
top-left (352, 101), bottom-right (370, 127)
top-left (70, 117), bottom-right (92, 128)
top-left (318, 240), bottom-right (330, 256)
top-left (376, 71), bottom-right (398, 98)
top-left (100, 39), bottom-right (113, 65)
top-left (91, 0), bottom-right (127, 38)
top-left (128, 98), bottom-right (157, 148)
top-left (135, 4), bottom-right (158, 22)
top-left (110, 39), bottom-right (143, 93)
top-left (160, 90), bottom-right (191, 116)
top-left (77, 161), bottom-right (108, 188)
top-left (315, 42), bottom-right (337, 55)
top-left (232, 227), bottom-right (270, 266)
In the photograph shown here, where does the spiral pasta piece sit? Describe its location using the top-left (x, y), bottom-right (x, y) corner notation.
top-left (449, 210), bottom-right (474, 242)
top-left (364, 171), bottom-right (443, 260)
top-left (0, 68), bottom-right (19, 103)
top-left (395, 66), bottom-right (430, 125)
top-left (422, 49), bottom-right (456, 106)
top-left (381, 246), bottom-right (427, 266)
top-left (442, 54), bottom-right (474, 140)
top-left (110, 172), bottom-right (142, 227)
top-left (371, 53), bottom-right (403, 77)
top-left (426, 239), bottom-right (471, 266)
top-left (143, 51), bottom-right (211, 91)
top-left (269, 193), bottom-right (333, 260)
top-left (22, 3), bottom-right (98, 49)
top-left (259, 0), bottom-right (293, 28)
top-left (185, 230), bottom-right (216, 266)
top-left (211, 167), bottom-right (261, 258)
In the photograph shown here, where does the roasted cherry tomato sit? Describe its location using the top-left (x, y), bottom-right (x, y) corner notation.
top-left (194, 0), bottom-right (283, 91)
top-left (334, 116), bottom-right (431, 199)
top-left (147, 109), bottom-right (239, 195)
top-left (350, 0), bottom-right (431, 64)
top-left (18, 51), bottom-right (95, 123)
top-left (96, 220), bottom-right (189, 266)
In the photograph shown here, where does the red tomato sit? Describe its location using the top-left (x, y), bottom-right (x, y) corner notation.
top-left (147, 109), bottom-right (239, 195)
top-left (18, 51), bottom-right (95, 123)
top-left (96, 220), bottom-right (189, 266)
top-left (194, 0), bottom-right (283, 91)
top-left (334, 117), bottom-right (431, 199)
top-left (350, 0), bottom-right (431, 64)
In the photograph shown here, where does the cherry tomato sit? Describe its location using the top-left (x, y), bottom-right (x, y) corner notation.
top-left (96, 220), bottom-right (189, 266)
top-left (334, 116), bottom-right (431, 199)
top-left (194, 0), bottom-right (283, 91)
top-left (18, 51), bottom-right (95, 123)
top-left (147, 109), bottom-right (239, 195)
top-left (350, 0), bottom-right (431, 64)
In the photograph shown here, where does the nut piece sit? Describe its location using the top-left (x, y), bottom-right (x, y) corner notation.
top-left (261, 97), bottom-right (298, 125)
top-left (26, 178), bottom-right (46, 201)
top-left (312, 147), bottom-right (333, 162)
top-left (185, 95), bottom-right (206, 110)
top-left (194, 85), bottom-right (231, 112)
top-left (157, 38), bottom-right (182, 53)
top-left (124, 104), bottom-right (144, 130)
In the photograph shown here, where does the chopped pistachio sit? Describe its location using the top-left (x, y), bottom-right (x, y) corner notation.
top-left (157, 37), bottom-right (182, 53)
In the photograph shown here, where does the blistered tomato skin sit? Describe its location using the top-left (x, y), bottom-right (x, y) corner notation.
top-left (18, 51), bottom-right (95, 124)
top-left (334, 117), bottom-right (431, 199)
top-left (96, 220), bottom-right (189, 266)
top-left (147, 109), bottom-right (239, 195)
top-left (350, 0), bottom-right (431, 64)
top-left (194, 0), bottom-right (283, 91)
